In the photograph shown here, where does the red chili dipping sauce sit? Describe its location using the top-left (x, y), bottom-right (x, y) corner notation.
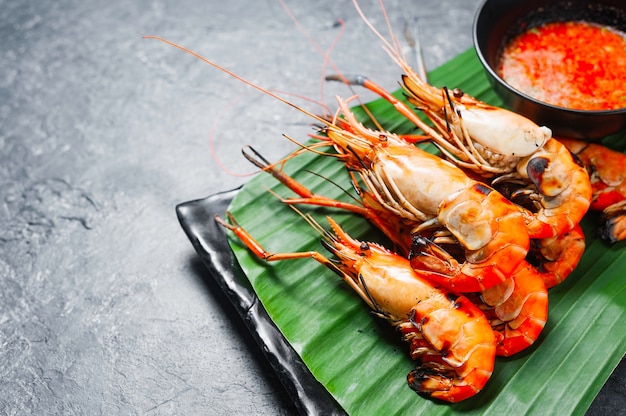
top-left (498, 21), bottom-right (626, 111)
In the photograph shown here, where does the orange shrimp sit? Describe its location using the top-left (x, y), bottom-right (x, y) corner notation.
top-left (331, 75), bottom-right (591, 240)
top-left (330, 0), bottom-right (592, 239)
top-left (252, 101), bottom-right (531, 294)
top-left (559, 138), bottom-right (626, 243)
top-left (215, 212), bottom-right (496, 403)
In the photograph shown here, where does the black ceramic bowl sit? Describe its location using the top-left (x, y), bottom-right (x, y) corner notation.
top-left (473, 0), bottom-right (626, 140)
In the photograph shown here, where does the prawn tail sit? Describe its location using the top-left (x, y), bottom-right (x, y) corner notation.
top-left (600, 200), bottom-right (626, 243)
top-left (398, 296), bottom-right (496, 403)
top-left (407, 365), bottom-right (487, 403)
top-left (530, 224), bottom-right (586, 288)
top-left (478, 262), bottom-right (549, 357)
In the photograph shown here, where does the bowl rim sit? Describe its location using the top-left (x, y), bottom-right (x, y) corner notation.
top-left (472, 0), bottom-right (626, 116)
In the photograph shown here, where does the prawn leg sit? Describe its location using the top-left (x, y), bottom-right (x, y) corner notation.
top-left (242, 145), bottom-right (415, 252)
top-left (326, 74), bottom-right (445, 146)
top-left (215, 212), bottom-right (329, 263)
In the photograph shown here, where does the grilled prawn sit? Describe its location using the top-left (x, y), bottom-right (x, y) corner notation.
top-left (338, 75), bottom-right (590, 240)
top-left (216, 212), bottom-right (496, 402)
top-left (330, 0), bottom-right (592, 239)
top-left (331, 72), bottom-right (591, 239)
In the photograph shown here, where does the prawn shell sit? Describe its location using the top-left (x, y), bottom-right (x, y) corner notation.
top-left (458, 104), bottom-right (551, 158)
top-left (414, 293), bottom-right (495, 372)
top-left (401, 72), bottom-right (551, 158)
top-left (371, 141), bottom-right (475, 218)
top-left (438, 183), bottom-right (497, 251)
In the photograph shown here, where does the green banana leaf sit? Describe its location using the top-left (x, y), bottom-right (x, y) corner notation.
top-left (226, 48), bottom-right (626, 415)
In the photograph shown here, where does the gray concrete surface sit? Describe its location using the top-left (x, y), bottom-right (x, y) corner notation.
top-left (0, 0), bottom-right (623, 414)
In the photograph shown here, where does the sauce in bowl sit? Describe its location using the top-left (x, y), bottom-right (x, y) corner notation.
top-left (498, 21), bottom-right (626, 111)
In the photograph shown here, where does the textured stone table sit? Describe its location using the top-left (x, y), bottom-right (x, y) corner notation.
top-left (0, 0), bottom-right (623, 414)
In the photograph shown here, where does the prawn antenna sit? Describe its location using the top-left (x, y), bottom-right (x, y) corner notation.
top-left (144, 36), bottom-right (331, 127)
top-left (302, 169), bottom-right (363, 205)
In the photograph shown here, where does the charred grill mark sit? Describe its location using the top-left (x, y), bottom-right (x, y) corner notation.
top-left (527, 156), bottom-right (550, 186)
top-left (446, 292), bottom-right (460, 303)
top-left (472, 182), bottom-right (493, 196)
